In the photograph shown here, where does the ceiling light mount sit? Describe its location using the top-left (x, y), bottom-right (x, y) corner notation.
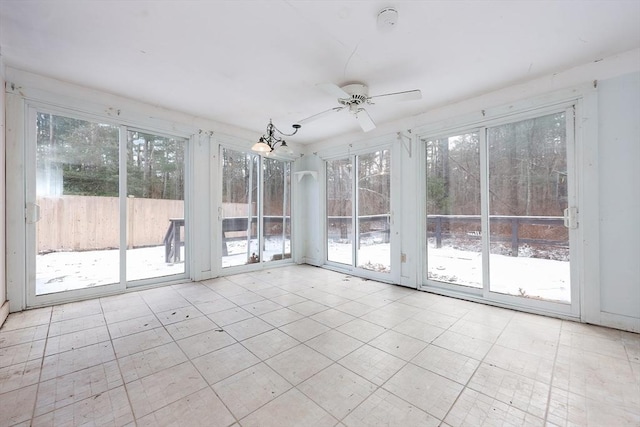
top-left (251, 119), bottom-right (301, 155)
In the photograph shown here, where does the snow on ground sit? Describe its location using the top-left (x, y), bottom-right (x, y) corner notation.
top-left (330, 238), bottom-right (570, 303)
top-left (222, 237), bottom-right (291, 268)
top-left (427, 244), bottom-right (570, 302)
top-left (37, 246), bottom-right (185, 295)
top-left (37, 237), bottom-right (570, 303)
top-left (328, 238), bottom-right (391, 272)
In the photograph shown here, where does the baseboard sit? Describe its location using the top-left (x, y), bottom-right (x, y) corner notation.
top-left (0, 300), bottom-right (9, 329)
top-left (301, 257), bottom-right (322, 267)
top-left (599, 311), bottom-right (640, 333)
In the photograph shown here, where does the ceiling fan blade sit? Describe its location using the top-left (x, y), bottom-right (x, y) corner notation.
top-left (298, 106), bottom-right (344, 124)
top-left (355, 108), bottom-right (376, 132)
top-left (368, 89), bottom-right (422, 104)
top-left (316, 83), bottom-right (350, 99)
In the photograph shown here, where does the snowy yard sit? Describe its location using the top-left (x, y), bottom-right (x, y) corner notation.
top-left (222, 237), bottom-right (291, 268)
top-left (330, 237), bottom-right (570, 302)
top-left (427, 244), bottom-right (570, 302)
top-left (36, 246), bottom-right (185, 295)
top-left (37, 238), bottom-right (570, 303)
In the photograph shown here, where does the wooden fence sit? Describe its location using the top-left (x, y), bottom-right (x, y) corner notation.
top-left (36, 196), bottom-right (252, 253)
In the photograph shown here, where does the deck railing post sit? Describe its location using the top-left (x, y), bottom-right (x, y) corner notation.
top-left (511, 218), bottom-right (519, 256)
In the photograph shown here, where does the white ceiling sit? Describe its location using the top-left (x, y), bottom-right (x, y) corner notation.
top-left (1, 0), bottom-right (639, 143)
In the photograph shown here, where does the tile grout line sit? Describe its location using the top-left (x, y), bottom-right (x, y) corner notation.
top-left (127, 285), bottom-right (243, 425)
top-left (102, 296), bottom-right (140, 426)
top-left (436, 311), bottom-right (512, 425)
top-left (27, 307), bottom-right (53, 424)
top-left (542, 320), bottom-right (564, 425)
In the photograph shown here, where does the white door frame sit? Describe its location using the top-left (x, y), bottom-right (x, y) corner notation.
top-left (23, 105), bottom-right (191, 308)
top-left (418, 101), bottom-right (582, 319)
top-left (322, 143), bottom-right (401, 285)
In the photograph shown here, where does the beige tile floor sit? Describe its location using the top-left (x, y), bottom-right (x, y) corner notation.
top-left (1, 265), bottom-right (639, 426)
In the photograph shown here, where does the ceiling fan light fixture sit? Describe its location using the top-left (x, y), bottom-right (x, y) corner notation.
top-left (299, 81), bottom-right (420, 133)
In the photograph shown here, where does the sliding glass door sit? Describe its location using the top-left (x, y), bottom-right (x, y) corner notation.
top-left (126, 130), bottom-right (186, 282)
top-left (220, 147), bottom-right (291, 268)
top-left (327, 157), bottom-right (353, 266)
top-left (326, 149), bottom-right (393, 278)
top-left (263, 158), bottom-right (291, 262)
top-left (357, 151), bottom-right (391, 273)
top-left (32, 112), bottom-right (121, 295)
top-left (26, 108), bottom-right (189, 305)
top-left (423, 107), bottom-right (578, 314)
top-left (425, 132), bottom-right (482, 289)
top-left (487, 112), bottom-right (570, 302)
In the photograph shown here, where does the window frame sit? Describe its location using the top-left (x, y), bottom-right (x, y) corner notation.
top-left (416, 100), bottom-right (583, 319)
top-left (11, 94), bottom-right (195, 309)
top-left (320, 139), bottom-right (400, 284)
top-left (218, 143), bottom-right (295, 274)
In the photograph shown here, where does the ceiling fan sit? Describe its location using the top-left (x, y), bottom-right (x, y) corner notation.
top-left (298, 82), bottom-right (422, 132)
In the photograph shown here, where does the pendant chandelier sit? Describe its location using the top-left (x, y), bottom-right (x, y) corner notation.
top-left (251, 119), bottom-right (301, 154)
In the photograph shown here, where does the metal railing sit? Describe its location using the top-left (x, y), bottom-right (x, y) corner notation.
top-left (325, 214), bottom-right (567, 257)
top-left (428, 215), bottom-right (566, 256)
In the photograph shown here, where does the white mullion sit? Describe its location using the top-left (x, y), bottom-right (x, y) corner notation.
top-left (246, 155), bottom-right (255, 262)
top-left (282, 163), bottom-right (288, 257)
top-left (24, 107), bottom-right (38, 307)
top-left (184, 133), bottom-right (195, 279)
top-left (480, 127), bottom-right (491, 298)
top-left (565, 105), bottom-right (580, 317)
top-left (352, 154), bottom-right (358, 269)
top-left (119, 126), bottom-right (128, 287)
top-left (257, 156), bottom-right (264, 264)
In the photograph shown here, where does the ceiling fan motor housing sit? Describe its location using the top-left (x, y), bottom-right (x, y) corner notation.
top-left (338, 83), bottom-right (369, 106)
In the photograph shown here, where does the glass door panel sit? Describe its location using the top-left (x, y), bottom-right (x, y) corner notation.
top-left (326, 158), bottom-right (353, 265)
top-left (487, 112), bottom-right (570, 302)
top-left (35, 113), bottom-right (120, 295)
top-left (221, 148), bottom-right (259, 267)
top-left (356, 150), bottom-right (391, 273)
top-left (126, 131), bottom-right (186, 282)
top-left (263, 158), bottom-right (291, 262)
top-left (425, 133), bottom-right (482, 288)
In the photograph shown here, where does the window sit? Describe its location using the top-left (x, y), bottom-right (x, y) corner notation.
top-left (326, 149), bottom-right (391, 274)
top-left (221, 147), bottom-right (292, 267)
top-left (126, 130), bottom-right (186, 282)
top-left (487, 112), bottom-right (569, 301)
top-left (32, 112), bottom-right (188, 298)
top-left (423, 109), bottom-right (574, 308)
top-left (35, 113), bottom-right (120, 294)
top-left (425, 132), bottom-right (482, 288)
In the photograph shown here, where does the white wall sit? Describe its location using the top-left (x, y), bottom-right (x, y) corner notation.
top-left (598, 72), bottom-right (640, 324)
top-left (293, 153), bottom-right (323, 266)
top-left (0, 55), bottom-right (7, 327)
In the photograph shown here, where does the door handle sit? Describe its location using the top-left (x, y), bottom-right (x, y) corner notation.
top-left (563, 207), bottom-right (578, 229)
top-left (26, 203), bottom-right (41, 224)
